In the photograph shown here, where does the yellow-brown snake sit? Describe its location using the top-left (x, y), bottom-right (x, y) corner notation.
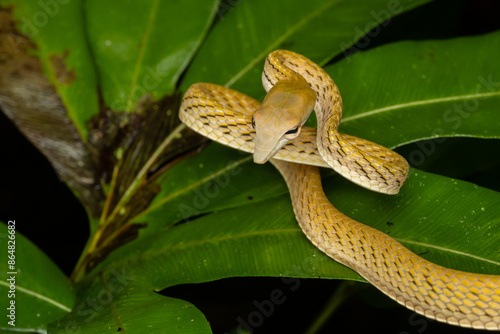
top-left (179, 50), bottom-right (500, 330)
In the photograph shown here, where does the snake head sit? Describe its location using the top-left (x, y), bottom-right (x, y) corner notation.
top-left (252, 73), bottom-right (317, 164)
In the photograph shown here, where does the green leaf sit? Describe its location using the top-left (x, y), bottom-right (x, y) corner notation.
top-left (89, 146), bottom-right (363, 285)
top-left (85, 0), bottom-right (221, 111)
top-left (48, 274), bottom-right (211, 333)
top-left (86, 143), bottom-right (500, 293)
top-left (0, 222), bottom-right (74, 332)
top-left (331, 30), bottom-right (500, 148)
top-left (0, 2), bottom-right (104, 215)
top-left (1, 0), bottom-right (99, 137)
top-left (180, 0), bottom-right (431, 99)
top-left (323, 167), bottom-right (500, 276)
top-left (86, 2), bottom-right (500, 300)
top-left (135, 144), bottom-right (278, 236)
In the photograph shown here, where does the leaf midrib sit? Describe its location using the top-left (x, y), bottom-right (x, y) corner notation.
top-left (126, 0), bottom-right (160, 111)
top-left (341, 91), bottom-right (500, 124)
top-left (224, 0), bottom-right (341, 88)
top-left (0, 280), bottom-right (72, 312)
top-left (93, 219), bottom-right (500, 282)
top-left (138, 155), bottom-right (253, 219)
top-left (400, 238), bottom-right (500, 267)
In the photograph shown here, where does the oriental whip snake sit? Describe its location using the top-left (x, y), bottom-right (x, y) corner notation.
top-left (179, 50), bottom-right (500, 330)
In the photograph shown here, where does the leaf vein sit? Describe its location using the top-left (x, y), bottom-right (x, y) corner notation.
top-left (397, 238), bottom-right (500, 267)
top-left (224, 0), bottom-right (341, 88)
top-left (0, 281), bottom-right (72, 312)
top-left (341, 91), bottom-right (500, 124)
top-left (126, 0), bottom-right (160, 111)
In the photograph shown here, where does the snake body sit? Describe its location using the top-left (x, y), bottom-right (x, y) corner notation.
top-left (179, 50), bottom-right (500, 330)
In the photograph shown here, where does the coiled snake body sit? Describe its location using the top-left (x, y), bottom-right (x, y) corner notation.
top-left (179, 50), bottom-right (500, 330)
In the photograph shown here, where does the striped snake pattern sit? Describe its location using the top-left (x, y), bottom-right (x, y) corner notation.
top-left (179, 50), bottom-right (500, 330)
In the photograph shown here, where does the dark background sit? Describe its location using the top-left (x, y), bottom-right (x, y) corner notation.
top-left (1, 0), bottom-right (500, 333)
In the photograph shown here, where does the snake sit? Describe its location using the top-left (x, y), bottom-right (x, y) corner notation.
top-left (179, 50), bottom-right (500, 330)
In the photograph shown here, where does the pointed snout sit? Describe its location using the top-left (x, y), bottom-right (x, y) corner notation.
top-left (253, 147), bottom-right (274, 164)
top-left (253, 130), bottom-right (287, 164)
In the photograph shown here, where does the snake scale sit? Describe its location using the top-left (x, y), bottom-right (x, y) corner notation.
top-left (179, 50), bottom-right (500, 330)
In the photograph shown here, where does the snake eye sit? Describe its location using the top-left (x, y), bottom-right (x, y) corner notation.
top-left (251, 117), bottom-right (256, 129)
top-left (284, 126), bottom-right (301, 139)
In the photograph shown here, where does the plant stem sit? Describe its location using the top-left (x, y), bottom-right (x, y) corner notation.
top-left (70, 123), bottom-right (186, 282)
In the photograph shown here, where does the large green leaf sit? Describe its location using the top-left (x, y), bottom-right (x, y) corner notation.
top-left (85, 0), bottom-right (220, 111)
top-left (0, 0), bottom-right (222, 218)
top-left (331, 30), bottom-right (500, 148)
top-left (0, 222), bottom-right (74, 332)
top-left (0, 0), bottom-right (98, 137)
top-left (0, 1), bottom-right (104, 214)
top-left (86, 143), bottom-right (500, 288)
top-left (48, 275), bottom-right (211, 333)
top-left (181, 0), bottom-right (431, 98)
